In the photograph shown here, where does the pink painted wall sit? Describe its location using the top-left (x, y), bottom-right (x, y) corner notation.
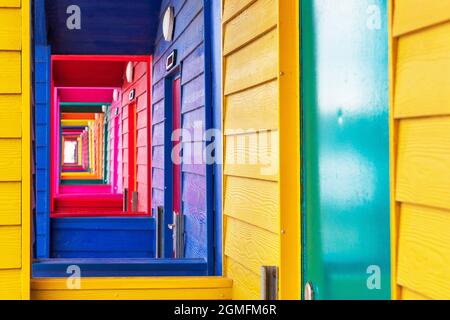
top-left (120, 62), bottom-right (149, 213)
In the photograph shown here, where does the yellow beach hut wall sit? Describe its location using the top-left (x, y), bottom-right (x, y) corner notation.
top-left (222, 0), bottom-right (300, 300)
top-left (390, 0), bottom-right (450, 300)
top-left (0, 0), bottom-right (31, 299)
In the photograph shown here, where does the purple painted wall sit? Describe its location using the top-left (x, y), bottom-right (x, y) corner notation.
top-left (152, 0), bottom-right (207, 258)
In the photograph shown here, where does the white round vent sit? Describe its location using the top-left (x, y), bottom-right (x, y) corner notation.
top-left (163, 6), bottom-right (175, 42)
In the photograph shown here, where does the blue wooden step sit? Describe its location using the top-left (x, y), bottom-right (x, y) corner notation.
top-left (32, 258), bottom-right (208, 277)
top-left (51, 217), bottom-right (155, 258)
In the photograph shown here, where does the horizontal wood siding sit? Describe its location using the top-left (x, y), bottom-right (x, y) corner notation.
top-left (121, 62), bottom-right (149, 213)
top-left (222, 0), bottom-right (280, 300)
top-left (391, 0), bottom-right (450, 300)
top-left (0, 0), bottom-right (28, 299)
top-left (152, 0), bottom-right (207, 258)
top-left (50, 218), bottom-right (155, 258)
top-left (31, 277), bottom-right (232, 300)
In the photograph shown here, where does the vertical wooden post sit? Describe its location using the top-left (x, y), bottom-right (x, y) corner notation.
top-left (123, 188), bottom-right (128, 212)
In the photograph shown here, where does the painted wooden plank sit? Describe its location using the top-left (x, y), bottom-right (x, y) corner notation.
top-left (393, 0), bottom-right (450, 37)
top-left (278, 0), bottom-right (301, 299)
top-left (32, 287), bottom-right (231, 300)
top-left (182, 172), bottom-right (205, 208)
top-left (396, 117), bottom-right (450, 210)
top-left (0, 94), bottom-right (21, 111)
top-left (223, 0), bottom-right (257, 24)
top-left (395, 22), bottom-right (450, 119)
top-left (154, 0), bottom-right (203, 60)
top-left (152, 168), bottom-right (164, 190)
top-left (0, 0), bottom-right (21, 8)
top-left (152, 99), bottom-right (164, 124)
top-left (0, 269), bottom-right (21, 300)
top-left (122, 79), bottom-right (147, 107)
top-left (182, 163), bottom-right (205, 176)
top-left (0, 8), bottom-right (21, 50)
top-left (225, 257), bottom-right (260, 300)
top-left (224, 29), bottom-right (278, 95)
top-left (224, 80), bottom-right (278, 132)
top-left (182, 74), bottom-right (205, 114)
top-left (0, 226), bottom-right (21, 269)
top-left (181, 44), bottom-right (205, 85)
top-left (180, 141), bottom-right (205, 166)
top-left (152, 80), bottom-right (164, 104)
top-left (0, 182), bottom-right (21, 225)
top-left (152, 122), bottom-right (164, 146)
top-left (397, 203), bottom-right (450, 299)
top-left (401, 287), bottom-right (431, 300)
top-left (223, 0), bottom-right (276, 55)
top-left (136, 92), bottom-right (148, 113)
top-left (136, 146), bottom-right (148, 165)
top-left (33, 259), bottom-right (206, 277)
top-left (224, 217), bottom-right (279, 276)
top-left (0, 139), bottom-right (21, 181)
top-left (0, 112), bottom-right (21, 137)
top-left (32, 275), bottom-right (232, 289)
top-left (183, 107), bottom-right (205, 140)
top-left (224, 176), bottom-right (278, 234)
top-left (153, 13), bottom-right (204, 83)
top-left (224, 131), bottom-right (279, 182)
top-left (152, 188), bottom-right (164, 210)
top-left (136, 129), bottom-right (148, 147)
top-left (45, 1), bottom-right (159, 55)
top-left (0, 52), bottom-right (21, 93)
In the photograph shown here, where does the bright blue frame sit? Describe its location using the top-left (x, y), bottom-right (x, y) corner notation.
top-left (34, 0), bottom-right (51, 258)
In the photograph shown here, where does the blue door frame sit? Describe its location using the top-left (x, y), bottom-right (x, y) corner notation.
top-left (33, 0), bottom-right (221, 277)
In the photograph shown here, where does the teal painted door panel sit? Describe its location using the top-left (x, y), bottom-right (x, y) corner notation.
top-left (301, 0), bottom-right (391, 300)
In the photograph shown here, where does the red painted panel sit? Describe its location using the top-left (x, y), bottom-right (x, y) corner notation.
top-left (119, 61), bottom-right (151, 213)
top-left (173, 77), bottom-right (181, 215)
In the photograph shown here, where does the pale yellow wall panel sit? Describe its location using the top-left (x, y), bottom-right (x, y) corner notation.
top-left (394, 22), bottom-right (450, 119)
top-left (397, 204), bottom-right (450, 299)
top-left (0, 269), bottom-right (21, 299)
top-left (0, 52), bottom-right (21, 93)
top-left (223, 0), bottom-right (277, 55)
top-left (224, 131), bottom-right (278, 182)
top-left (0, 139), bottom-right (21, 181)
top-left (0, 9), bottom-right (21, 50)
top-left (224, 29), bottom-right (278, 95)
top-left (224, 80), bottom-right (278, 132)
top-left (224, 176), bottom-right (279, 233)
top-left (0, 0), bottom-right (21, 8)
top-left (0, 225), bottom-right (21, 269)
top-left (223, 0), bottom-right (256, 23)
top-left (224, 217), bottom-right (279, 276)
top-left (393, 0), bottom-right (450, 36)
top-left (225, 257), bottom-right (260, 300)
top-left (0, 112), bottom-right (21, 137)
top-left (401, 287), bottom-right (431, 300)
top-left (396, 117), bottom-right (450, 210)
top-left (0, 182), bottom-right (21, 225)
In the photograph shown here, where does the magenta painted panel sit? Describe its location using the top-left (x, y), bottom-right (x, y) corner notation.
top-left (60, 185), bottom-right (112, 194)
top-left (58, 87), bottom-right (116, 103)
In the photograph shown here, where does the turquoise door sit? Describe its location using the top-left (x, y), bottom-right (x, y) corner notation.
top-left (301, 0), bottom-right (391, 299)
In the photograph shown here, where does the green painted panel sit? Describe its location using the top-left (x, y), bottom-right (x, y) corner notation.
top-left (301, 0), bottom-right (391, 300)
